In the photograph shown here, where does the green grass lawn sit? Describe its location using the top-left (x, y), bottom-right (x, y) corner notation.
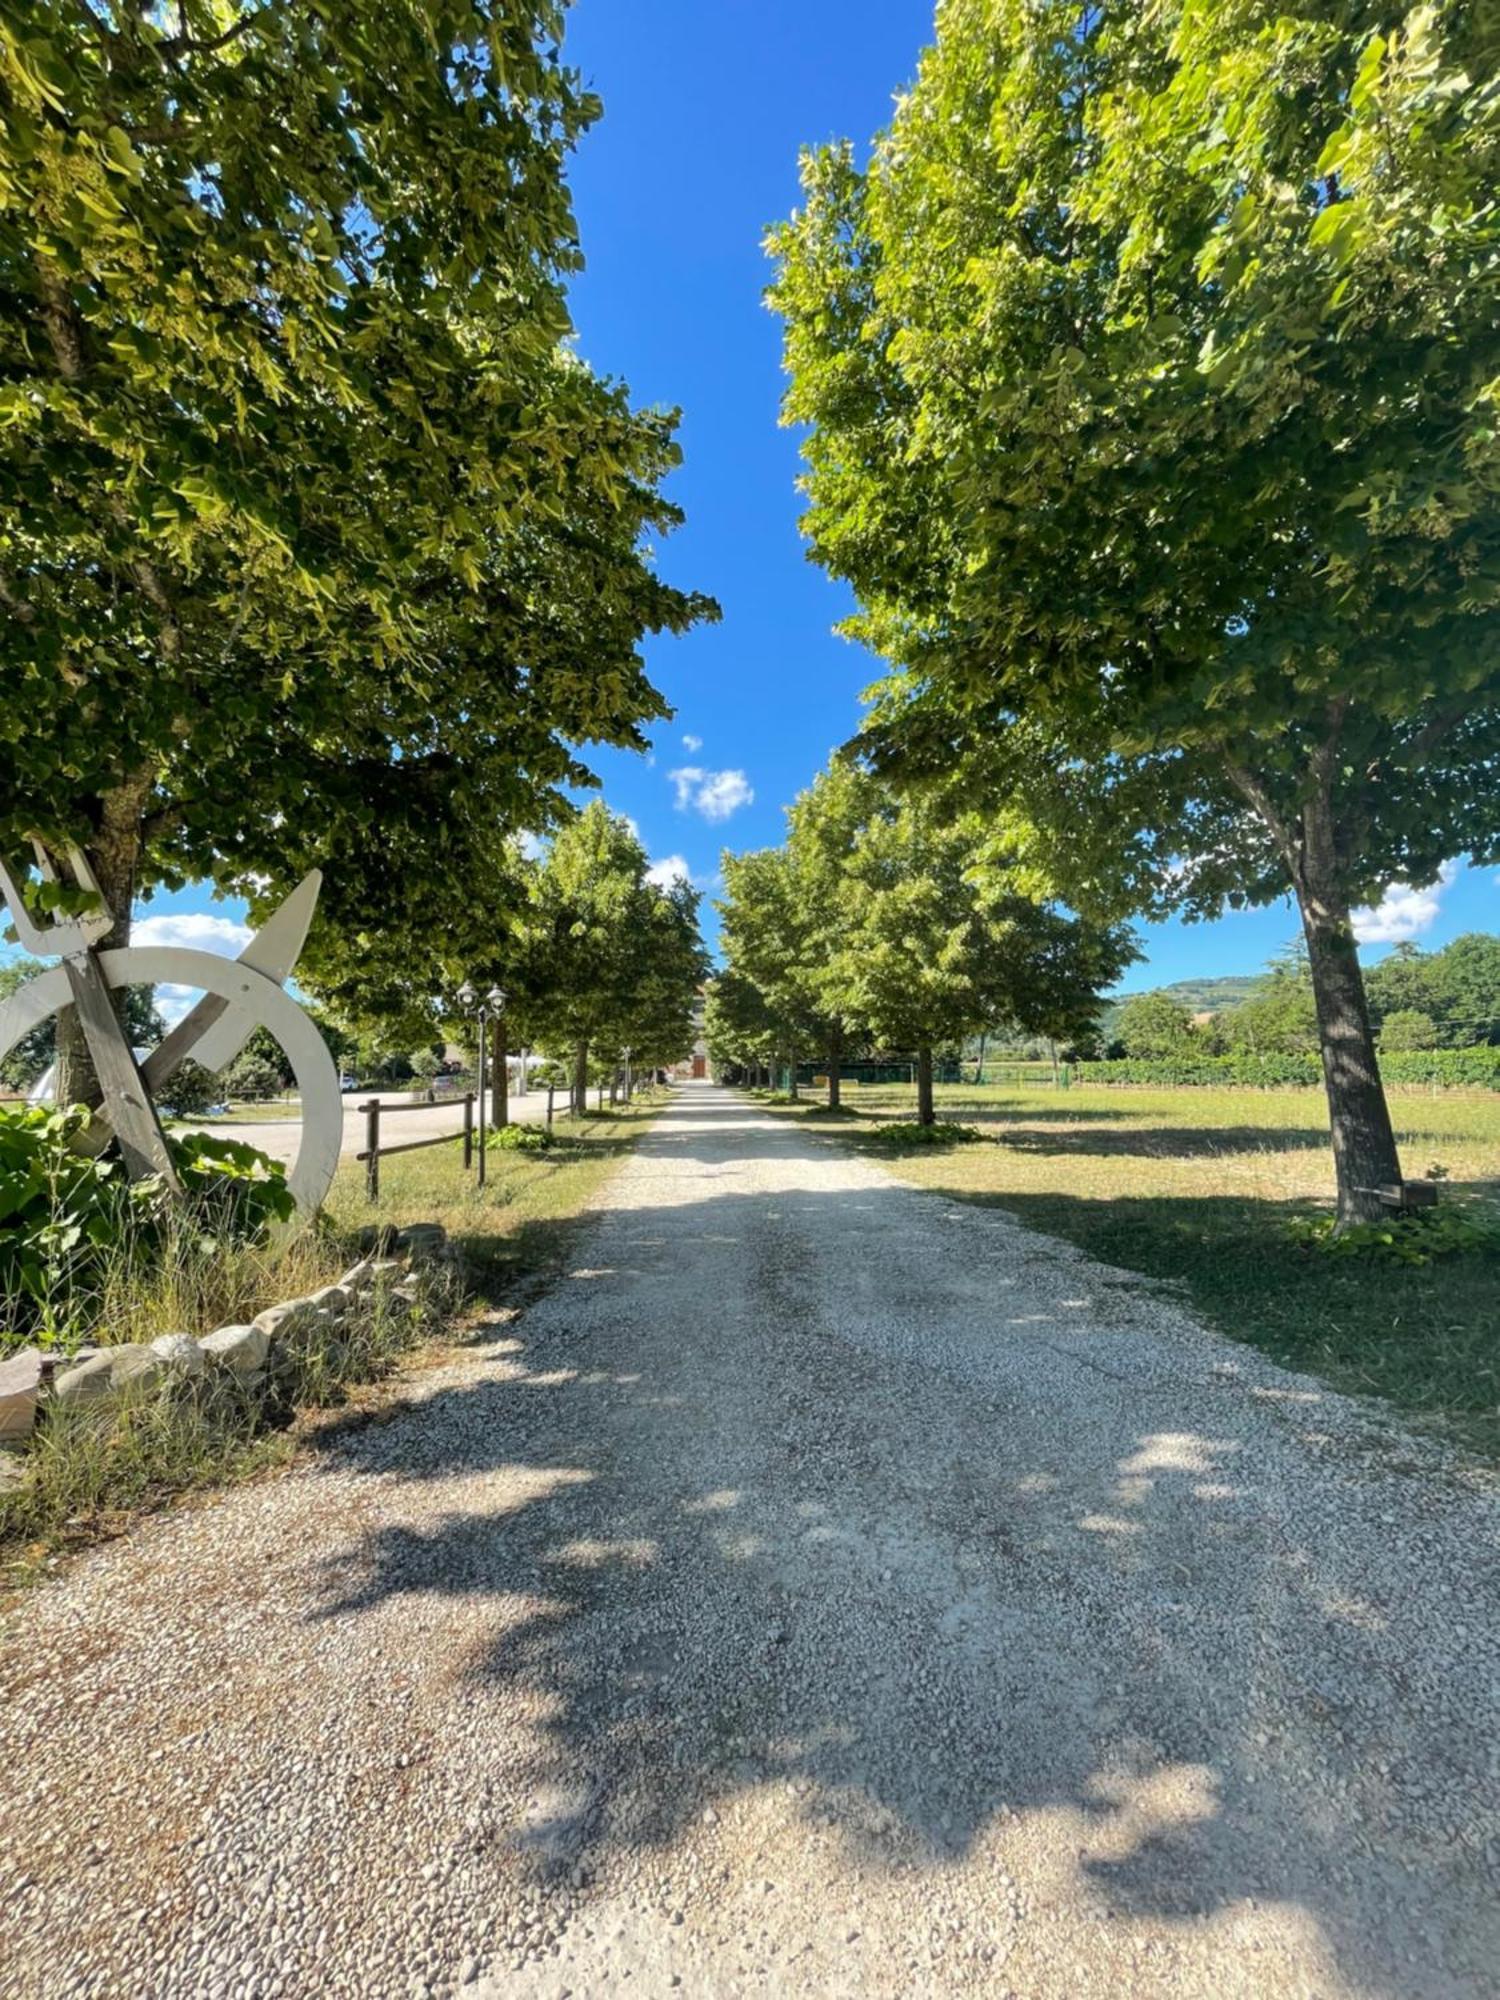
top-left (769, 1081), bottom-right (1500, 1455)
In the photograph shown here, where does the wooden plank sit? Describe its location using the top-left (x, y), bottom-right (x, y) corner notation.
top-left (356, 1131), bottom-right (464, 1163)
top-left (62, 955), bottom-right (182, 1191)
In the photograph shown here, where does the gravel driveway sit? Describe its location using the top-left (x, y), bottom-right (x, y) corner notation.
top-left (3, 1083), bottom-right (1497, 1998)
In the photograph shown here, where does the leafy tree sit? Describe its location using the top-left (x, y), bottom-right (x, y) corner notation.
top-left (703, 971), bottom-right (779, 1084)
top-left (2, 2), bottom-right (715, 1098)
top-left (783, 761), bottom-right (882, 1106)
top-left (1379, 1009), bottom-right (1440, 1053)
top-left (1363, 943), bottom-right (1442, 1032)
top-left (770, 0), bottom-right (1500, 1220)
top-left (0, 960), bottom-right (47, 1089)
top-left (828, 794), bottom-right (1132, 1124)
top-left (158, 1057), bottom-right (220, 1118)
top-left (717, 848), bottom-right (821, 1100)
top-left (223, 1053), bottom-right (285, 1105)
top-left (1115, 993), bottom-right (1198, 1063)
top-left (1428, 934), bottom-right (1500, 1047)
top-left (408, 1049), bottom-right (442, 1096)
top-left (522, 804), bottom-right (705, 1112)
top-left (221, 1026), bottom-right (292, 1104)
top-left (1365, 933), bottom-right (1500, 1046)
top-left (1223, 960), bottom-right (1320, 1058)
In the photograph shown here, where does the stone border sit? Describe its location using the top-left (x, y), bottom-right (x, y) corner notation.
top-left (0, 1224), bottom-right (448, 1476)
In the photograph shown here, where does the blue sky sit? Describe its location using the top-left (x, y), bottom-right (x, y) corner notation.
top-left (109, 2), bottom-right (1499, 994)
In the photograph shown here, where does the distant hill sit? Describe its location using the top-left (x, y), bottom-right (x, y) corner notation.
top-left (1132, 975), bottom-right (1262, 1013)
top-left (1099, 975), bottom-right (1260, 1036)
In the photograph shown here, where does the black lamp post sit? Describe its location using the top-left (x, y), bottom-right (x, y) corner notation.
top-left (457, 982), bottom-right (505, 1186)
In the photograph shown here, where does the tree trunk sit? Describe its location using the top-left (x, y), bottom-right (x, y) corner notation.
top-left (786, 1045), bottom-right (799, 1101)
top-left (56, 775), bottom-right (152, 1106)
top-left (1298, 885), bottom-right (1402, 1226)
top-left (827, 1026), bottom-right (842, 1111)
top-left (573, 1041), bottom-right (589, 1117)
top-left (1226, 741), bottom-right (1404, 1231)
top-left (916, 1045), bottom-right (935, 1126)
top-left (493, 1019), bottom-right (508, 1128)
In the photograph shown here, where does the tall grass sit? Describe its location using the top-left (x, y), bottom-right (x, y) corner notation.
top-left (2, 1269), bottom-right (454, 1575)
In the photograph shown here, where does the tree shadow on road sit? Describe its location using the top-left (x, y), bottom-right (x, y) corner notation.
top-left (306, 1095), bottom-right (1499, 1995)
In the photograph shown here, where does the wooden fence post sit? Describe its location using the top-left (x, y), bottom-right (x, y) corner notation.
top-left (546, 1082), bottom-right (555, 1129)
top-left (363, 1099), bottom-right (380, 1202)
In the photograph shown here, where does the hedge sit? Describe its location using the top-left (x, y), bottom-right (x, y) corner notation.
top-left (1072, 1049), bottom-right (1500, 1090)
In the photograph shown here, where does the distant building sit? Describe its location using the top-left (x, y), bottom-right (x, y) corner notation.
top-left (674, 989), bottom-right (708, 1080)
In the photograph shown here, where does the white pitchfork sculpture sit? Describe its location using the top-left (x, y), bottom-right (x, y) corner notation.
top-left (0, 844), bottom-right (341, 1225)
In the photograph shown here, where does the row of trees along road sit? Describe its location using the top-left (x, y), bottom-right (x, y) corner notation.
top-left (312, 802), bottom-right (705, 1120)
top-left (712, 762), bottom-right (1135, 1125)
top-left (769, 0), bottom-right (1500, 1224)
top-left (1, 3), bottom-right (715, 1102)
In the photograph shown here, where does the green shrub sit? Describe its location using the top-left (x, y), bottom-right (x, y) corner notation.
top-left (223, 1050), bottom-right (288, 1101)
top-left (1073, 1049), bottom-right (1500, 1089)
top-left (1289, 1201), bottom-right (1500, 1267)
top-left (157, 1057), bottom-right (224, 1117)
top-left (483, 1123), bottom-right (551, 1153)
top-left (0, 1106), bottom-right (295, 1348)
top-left (874, 1120), bottom-right (986, 1147)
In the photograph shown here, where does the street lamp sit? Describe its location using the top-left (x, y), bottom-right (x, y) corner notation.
top-left (457, 982), bottom-right (505, 1186)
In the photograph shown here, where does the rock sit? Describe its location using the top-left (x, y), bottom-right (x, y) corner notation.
top-left (395, 1223), bottom-right (446, 1261)
top-left (108, 1345), bottom-right (168, 1395)
top-left (338, 1259), bottom-right (375, 1294)
top-left (52, 1351), bottom-right (119, 1405)
top-left (0, 1452), bottom-right (25, 1495)
top-left (307, 1285), bottom-right (352, 1318)
top-left (0, 1347), bottom-right (42, 1446)
top-left (149, 1333), bottom-right (206, 1377)
top-left (356, 1223), bottom-right (401, 1256)
top-left (56, 1344), bottom-right (173, 1402)
top-left (252, 1299), bottom-right (323, 1339)
top-left (200, 1325), bottom-right (270, 1379)
top-left (368, 1260), bottom-right (406, 1282)
top-left (265, 1306), bottom-right (337, 1356)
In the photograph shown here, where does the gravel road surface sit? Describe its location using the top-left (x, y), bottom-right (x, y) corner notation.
top-left (3, 1083), bottom-right (1497, 1998)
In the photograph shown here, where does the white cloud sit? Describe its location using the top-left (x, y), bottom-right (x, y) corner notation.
top-left (682, 733), bottom-right (703, 753)
top-left (1352, 863), bottom-right (1457, 945)
top-left (154, 983), bottom-right (199, 1028)
top-left (133, 911), bottom-right (253, 955)
top-left (646, 854), bottom-right (693, 891)
top-left (130, 910), bottom-right (253, 1033)
top-left (668, 766), bottom-right (754, 823)
top-left (517, 830), bottom-right (546, 861)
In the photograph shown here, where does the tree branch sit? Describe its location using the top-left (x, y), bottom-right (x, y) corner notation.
top-left (1222, 755), bottom-right (1300, 877)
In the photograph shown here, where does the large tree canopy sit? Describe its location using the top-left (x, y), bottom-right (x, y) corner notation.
top-left (1, 2), bottom-right (715, 977)
top-left (770, 0), bottom-right (1500, 1219)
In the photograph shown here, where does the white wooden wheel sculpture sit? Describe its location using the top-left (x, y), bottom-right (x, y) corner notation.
top-left (0, 858), bottom-right (341, 1228)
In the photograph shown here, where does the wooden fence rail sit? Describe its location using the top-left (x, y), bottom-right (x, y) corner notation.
top-left (358, 1094), bottom-right (474, 1201)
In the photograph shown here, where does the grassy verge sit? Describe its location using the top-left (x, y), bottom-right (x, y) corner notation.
top-left (323, 1094), bottom-right (660, 1291)
top-left (758, 1082), bottom-right (1500, 1456)
top-left (2, 1093), bottom-right (662, 1579)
